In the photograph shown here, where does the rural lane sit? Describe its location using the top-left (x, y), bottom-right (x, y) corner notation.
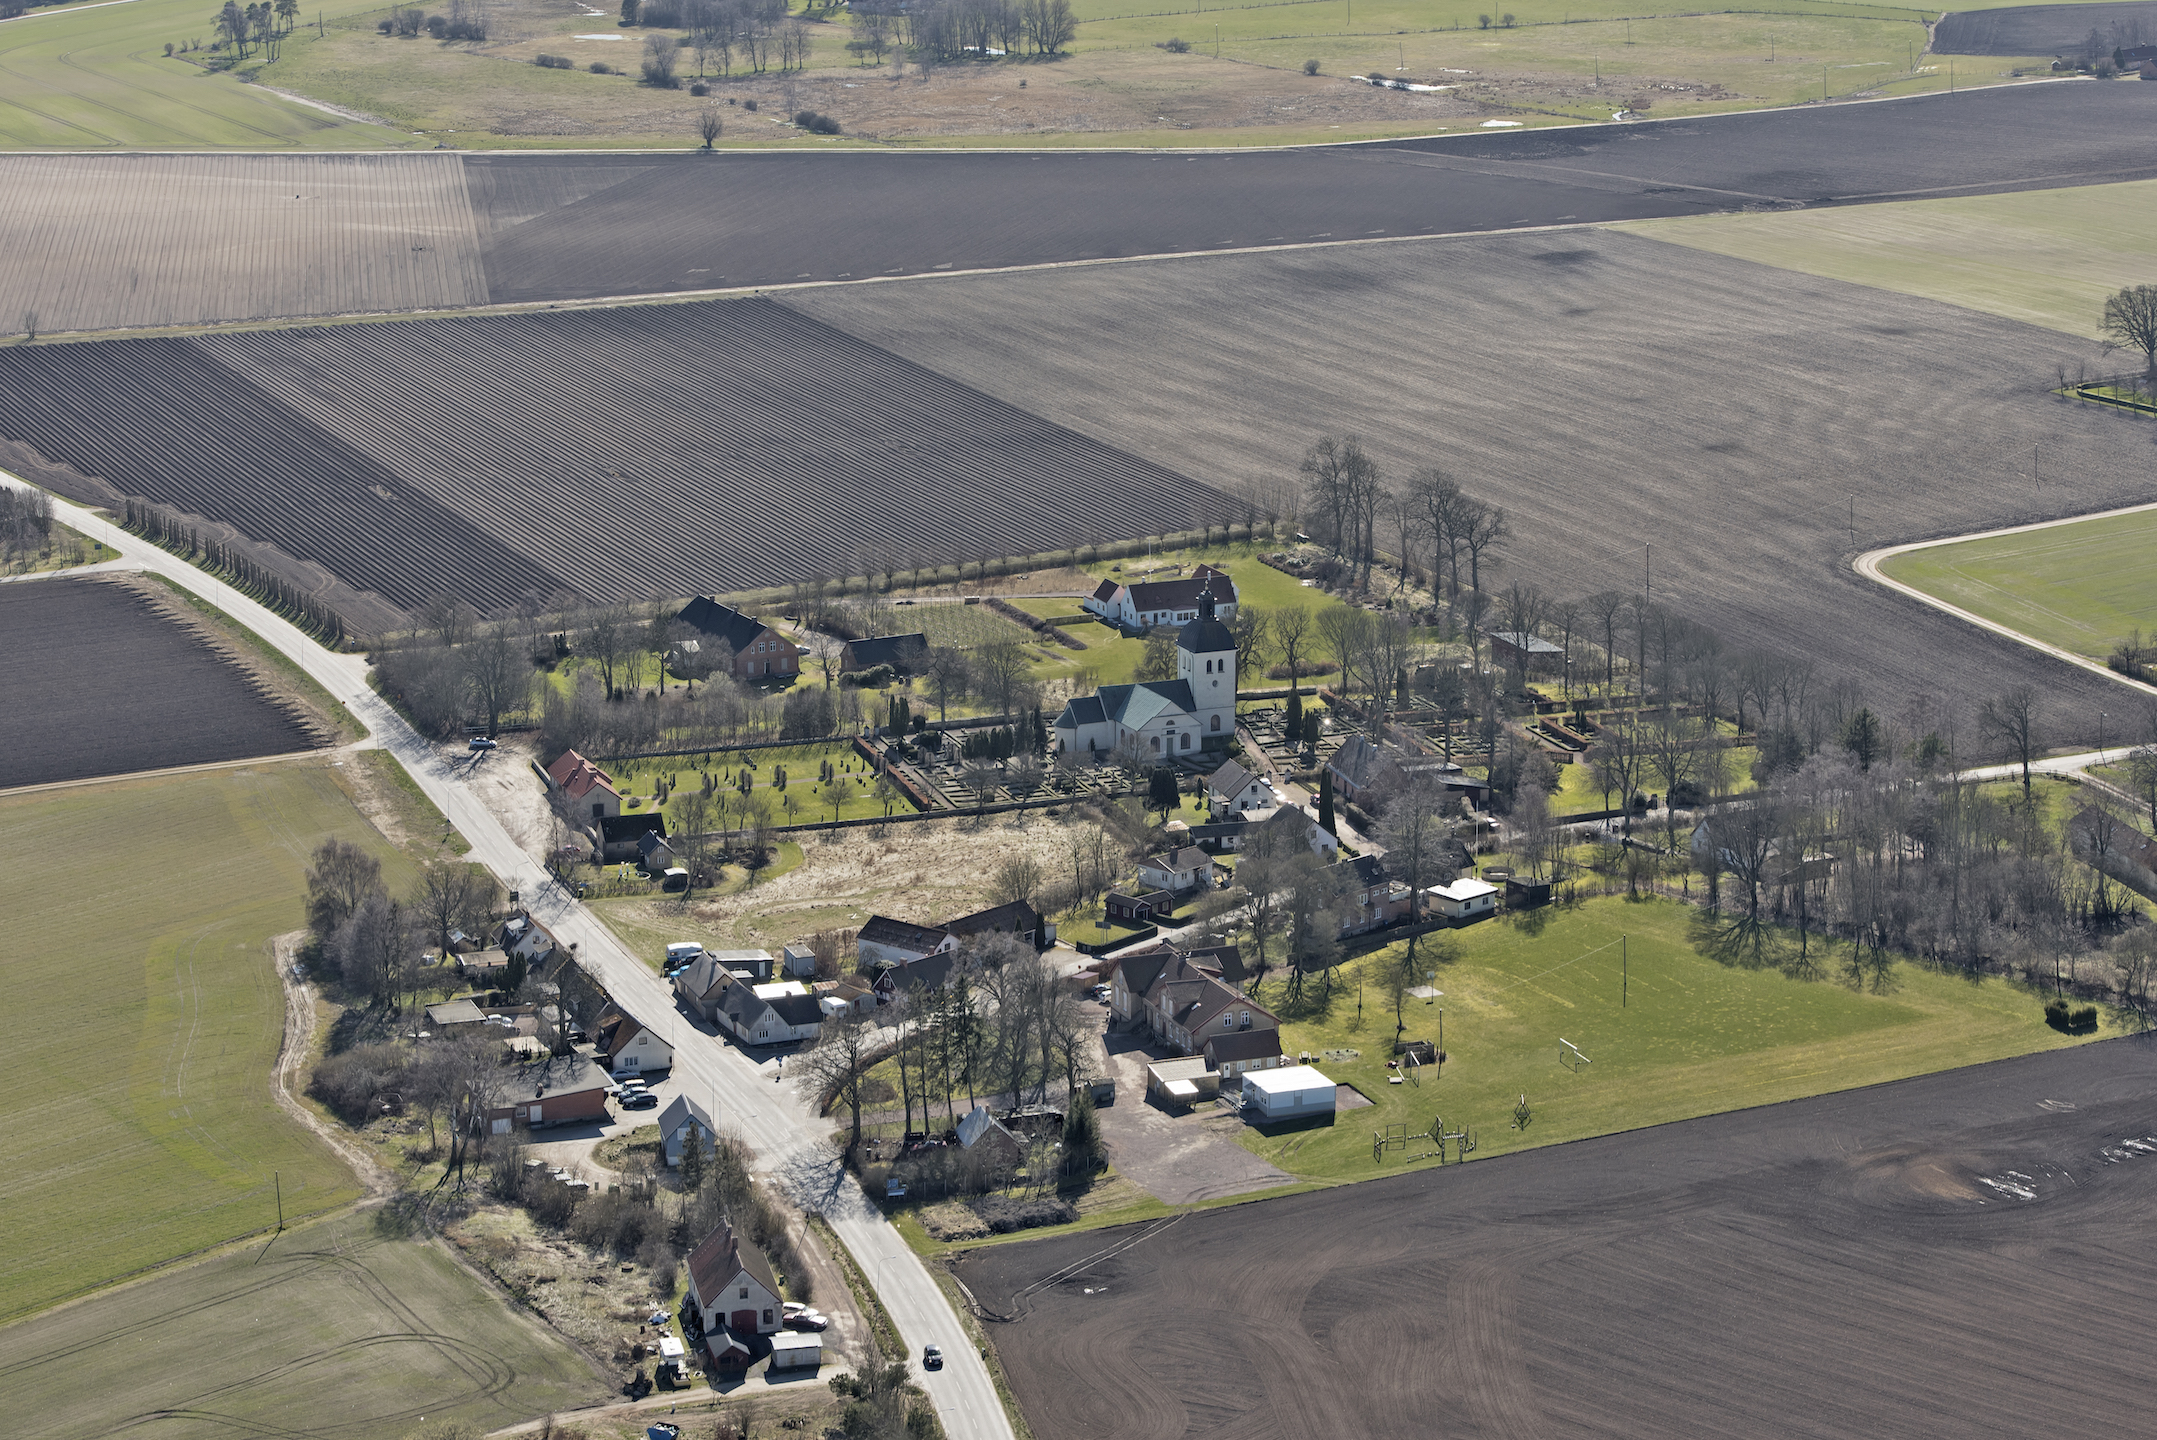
top-left (9, 476), bottom-right (1016, 1440)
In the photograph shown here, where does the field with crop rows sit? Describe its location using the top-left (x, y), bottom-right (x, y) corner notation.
top-left (0, 576), bottom-right (329, 788)
top-left (961, 1037), bottom-right (2157, 1440)
top-left (0, 761), bottom-right (413, 1324)
top-left (784, 223), bottom-right (2155, 741)
top-left (0, 1210), bottom-right (601, 1440)
top-left (0, 298), bottom-right (1232, 618)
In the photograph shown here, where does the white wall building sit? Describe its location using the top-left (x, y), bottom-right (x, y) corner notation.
top-left (1243, 1064), bottom-right (1338, 1121)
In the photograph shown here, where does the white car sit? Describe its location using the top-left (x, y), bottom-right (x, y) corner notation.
top-left (782, 1301), bottom-right (810, 1316)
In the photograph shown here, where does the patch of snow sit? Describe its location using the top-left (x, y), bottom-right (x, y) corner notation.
top-left (574, 32), bottom-right (625, 39)
top-left (1480, 119), bottom-right (1523, 127)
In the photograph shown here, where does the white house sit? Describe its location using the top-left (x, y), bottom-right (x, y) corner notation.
top-left (1426, 877), bottom-right (1500, 920)
top-left (684, 1222), bottom-right (782, 1338)
top-left (600, 1009), bottom-right (674, 1076)
top-left (1251, 1064), bottom-right (1328, 1120)
top-left (1055, 582), bottom-right (1238, 760)
top-left (1256, 804), bottom-right (1340, 860)
top-left (1204, 758), bottom-right (1275, 819)
top-left (718, 978), bottom-right (824, 1046)
top-left (1137, 845), bottom-right (1216, 894)
top-left (1083, 564), bottom-right (1239, 630)
top-left (658, 1094), bottom-right (718, 1167)
top-left (1243, 1064), bottom-right (1338, 1122)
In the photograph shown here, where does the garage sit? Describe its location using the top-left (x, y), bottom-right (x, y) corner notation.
top-left (1242, 1065), bottom-right (1337, 1122)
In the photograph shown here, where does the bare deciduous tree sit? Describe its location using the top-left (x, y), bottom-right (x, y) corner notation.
top-left (1980, 684), bottom-right (2044, 799)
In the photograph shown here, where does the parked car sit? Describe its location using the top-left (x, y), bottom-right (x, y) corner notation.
top-left (621, 1091), bottom-right (659, 1110)
top-left (785, 1311), bottom-right (828, 1332)
top-left (782, 1301), bottom-right (810, 1316)
top-left (467, 736), bottom-right (498, 751)
top-left (922, 1344), bottom-right (943, 1369)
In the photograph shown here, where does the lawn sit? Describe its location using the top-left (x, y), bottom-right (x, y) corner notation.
top-left (0, 1208), bottom-right (602, 1440)
top-left (1879, 508), bottom-right (2157, 666)
top-left (1621, 176), bottom-right (2157, 340)
top-left (1, 522), bottom-right (116, 576)
top-left (0, 760), bottom-right (416, 1324)
top-left (612, 742), bottom-right (909, 832)
top-left (0, 0), bottom-right (412, 148)
top-left (586, 840), bottom-right (807, 967)
top-left (1232, 894), bottom-right (2103, 1183)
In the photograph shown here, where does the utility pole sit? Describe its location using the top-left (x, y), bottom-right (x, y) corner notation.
top-left (1849, 492), bottom-right (1855, 546)
top-left (1644, 542), bottom-right (1651, 601)
top-left (1622, 936), bottom-right (1627, 1007)
top-left (275, 1172), bottom-right (284, 1233)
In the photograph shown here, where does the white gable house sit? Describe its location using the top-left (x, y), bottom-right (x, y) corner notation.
top-left (1056, 581), bottom-right (1238, 759)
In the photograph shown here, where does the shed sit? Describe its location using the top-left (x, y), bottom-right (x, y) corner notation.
top-left (768, 1330), bottom-right (823, 1370)
top-left (1242, 1064), bottom-right (1337, 1122)
top-left (1426, 877), bottom-right (1500, 920)
top-left (1144, 1055), bottom-right (1219, 1105)
top-left (424, 998), bottom-right (487, 1032)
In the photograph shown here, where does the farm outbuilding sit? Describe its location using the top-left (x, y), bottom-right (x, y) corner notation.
top-left (1242, 1065), bottom-right (1337, 1122)
top-left (768, 1330), bottom-right (822, 1370)
top-left (1427, 878), bottom-right (1500, 921)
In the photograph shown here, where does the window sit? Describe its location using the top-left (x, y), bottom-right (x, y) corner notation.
top-left (1181, 733), bottom-right (1192, 750)
top-left (1151, 736), bottom-right (1161, 753)
top-left (1241, 1010), bottom-right (1250, 1026)
top-left (763, 1309), bottom-right (774, 1326)
top-left (740, 1287), bottom-right (749, 1299)
top-left (1210, 715), bottom-right (1221, 731)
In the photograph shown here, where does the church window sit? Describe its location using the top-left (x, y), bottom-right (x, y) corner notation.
top-left (1181, 733), bottom-right (1192, 750)
top-left (1211, 715), bottom-right (1222, 732)
top-left (1150, 736), bottom-right (1161, 753)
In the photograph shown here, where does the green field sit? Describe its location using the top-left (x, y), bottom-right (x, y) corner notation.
top-left (1880, 509), bottom-right (2157, 665)
top-left (0, 761), bottom-right (415, 1323)
top-left (1236, 896), bottom-right (2099, 1182)
top-left (1620, 176), bottom-right (2157, 340)
top-left (0, 1208), bottom-right (602, 1440)
top-left (0, 0), bottom-right (412, 148)
top-left (612, 741), bottom-right (906, 832)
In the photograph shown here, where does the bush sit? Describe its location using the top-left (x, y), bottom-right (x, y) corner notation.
top-left (793, 108), bottom-right (841, 134)
top-left (968, 1195), bottom-right (1077, 1233)
top-left (308, 1042), bottom-right (409, 1124)
top-left (535, 52), bottom-right (574, 67)
top-left (1266, 659), bottom-right (1338, 680)
top-left (1303, 58), bottom-right (1320, 75)
top-left (2045, 998), bottom-right (2100, 1033)
top-left (744, 97), bottom-right (758, 111)
top-left (841, 664), bottom-right (893, 689)
top-left (642, 33), bottom-right (679, 86)
top-left (590, 61), bottom-right (615, 73)
top-left (689, 80), bottom-right (709, 95)
top-left (1160, 36), bottom-right (1189, 52)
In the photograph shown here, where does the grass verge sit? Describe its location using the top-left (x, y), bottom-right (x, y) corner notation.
top-left (805, 1212), bottom-right (902, 1356)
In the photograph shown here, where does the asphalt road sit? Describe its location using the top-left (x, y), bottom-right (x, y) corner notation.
top-left (474, 80), bottom-right (2157, 301)
top-left (6, 479), bottom-right (1015, 1440)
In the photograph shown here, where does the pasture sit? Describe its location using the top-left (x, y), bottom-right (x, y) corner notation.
top-left (1234, 896), bottom-right (2096, 1185)
top-left (0, 1209), bottom-right (603, 1440)
top-left (0, 575), bottom-right (329, 789)
top-left (785, 223), bottom-right (2150, 741)
top-left (1879, 508), bottom-right (2157, 665)
top-left (1621, 176), bottom-right (2157, 339)
top-left (956, 1036), bottom-right (2157, 1440)
top-left (0, 760), bottom-right (414, 1324)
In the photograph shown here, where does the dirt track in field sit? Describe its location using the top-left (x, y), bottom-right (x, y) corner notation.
top-left (0, 574), bottom-right (332, 788)
top-left (784, 226), bottom-right (2157, 742)
top-left (956, 1035), bottom-right (2157, 1440)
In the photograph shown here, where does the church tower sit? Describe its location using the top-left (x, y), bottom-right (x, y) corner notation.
top-left (1175, 578), bottom-right (1238, 747)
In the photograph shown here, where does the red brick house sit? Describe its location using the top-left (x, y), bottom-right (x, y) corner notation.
top-left (484, 1054), bottom-right (612, 1133)
top-left (675, 597), bottom-right (800, 680)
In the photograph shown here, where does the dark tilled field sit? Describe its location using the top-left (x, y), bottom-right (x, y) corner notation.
top-left (958, 1037), bottom-right (2157, 1440)
top-left (1936, 2), bottom-right (2157, 57)
top-left (0, 302), bottom-right (1233, 614)
top-left (784, 229), bottom-right (2153, 742)
top-left (472, 82), bottom-right (2157, 300)
top-left (0, 577), bottom-right (327, 788)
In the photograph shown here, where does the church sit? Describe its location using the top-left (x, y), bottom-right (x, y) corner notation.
top-left (1054, 581), bottom-right (1237, 759)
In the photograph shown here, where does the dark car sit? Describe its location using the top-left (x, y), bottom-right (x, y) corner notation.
top-left (621, 1091), bottom-right (659, 1110)
top-left (922, 1344), bottom-right (943, 1369)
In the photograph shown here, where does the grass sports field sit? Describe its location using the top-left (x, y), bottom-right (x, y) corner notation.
top-left (1236, 896), bottom-right (2100, 1183)
top-left (0, 1209), bottom-right (602, 1440)
top-left (1879, 508), bottom-right (2157, 665)
top-left (0, 760), bottom-right (413, 1324)
top-left (1622, 175), bottom-right (2157, 339)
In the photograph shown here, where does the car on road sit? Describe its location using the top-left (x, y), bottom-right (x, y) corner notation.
top-left (621, 1091), bottom-right (659, 1110)
top-left (922, 1344), bottom-right (943, 1369)
top-left (467, 736), bottom-right (498, 751)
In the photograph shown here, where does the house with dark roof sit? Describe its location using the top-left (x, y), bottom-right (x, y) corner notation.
top-left (658, 1095), bottom-right (718, 1167)
top-left (1204, 758), bottom-right (1275, 818)
top-left (675, 597), bottom-right (799, 681)
top-left (599, 1008), bottom-right (674, 1076)
top-left (1054, 584), bottom-right (1238, 760)
top-left (598, 811), bottom-right (667, 863)
top-left (717, 979), bottom-right (824, 1046)
top-left (636, 830), bottom-right (676, 873)
top-left (1083, 564), bottom-right (1239, 630)
top-left (856, 914), bottom-right (956, 968)
top-left (1188, 817), bottom-right (1252, 854)
top-left (841, 633), bottom-right (928, 675)
top-left (484, 1054), bottom-right (612, 1132)
top-left (1137, 845), bottom-right (1216, 895)
top-left (1108, 946), bottom-right (1222, 1024)
top-left (1130, 952), bottom-right (1282, 1059)
top-left (945, 899), bottom-right (1044, 948)
top-left (1204, 1026), bottom-right (1285, 1078)
top-left (1104, 887), bottom-right (1174, 924)
top-left (1335, 853), bottom-right (1412, 935)
top-left (545, 749), bottom-right (622, 821)
top-left (870, 949), bottom-right (963, 1003)
top-left (1487, 630), bottom-right (1564, 673)
top-left (1326, 733), bottom-right (1470, 811)
top-left (674, 949), bottom-right (775, 1024)
top-left (684, 1222), bottom-right (782, 1339)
